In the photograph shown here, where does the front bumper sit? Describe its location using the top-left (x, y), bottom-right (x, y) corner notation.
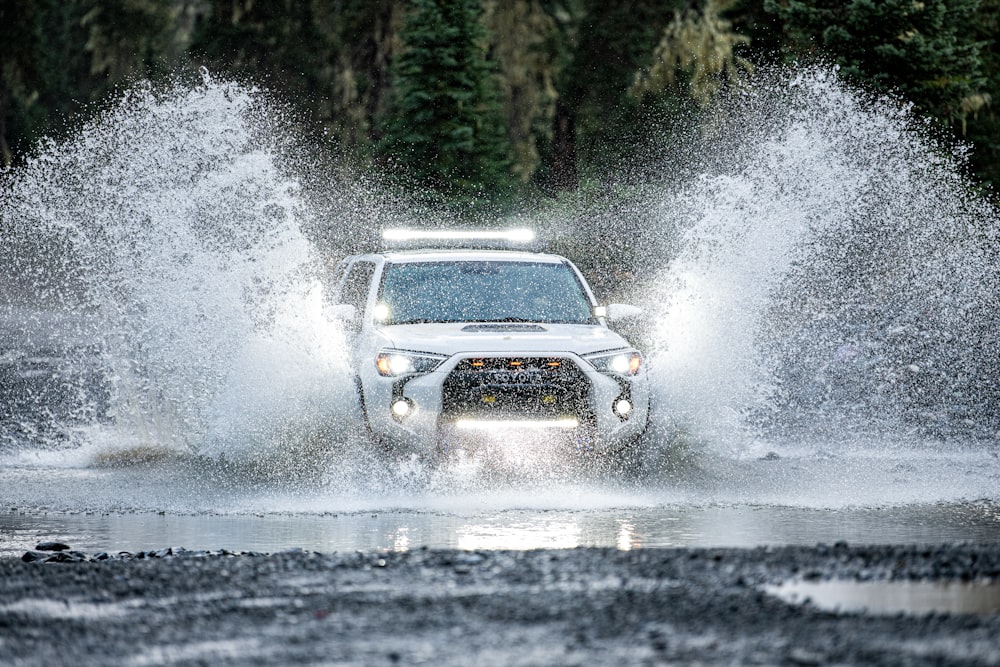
top-left (362, 352), bottom-right (649, 455)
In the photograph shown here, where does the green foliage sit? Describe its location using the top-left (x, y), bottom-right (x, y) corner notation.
top-left (482, 0), bottom-right (561, 184)
top-left (378, 0), bottom-right (516, 211)
top-left (3, 0), bottom-right (1000, 197)
top-left (190, 2), bottom-right (334, 119)
top-left (542, 0), bottom-right (689, 189)
top-left (0, 0), bottom-right (184, 166)
top-left (631, 0), bottom-right (753, 106)
top-left (191, 0), bottom-right (400, 163)
top-left (0, 2), bottom-right (92, 164)
top-left (965, 0), bottom-right (1000, 191)
top-left (765, 0), bottom-right (988, 129)
top-left (81, 0), bottom-right (182, 82)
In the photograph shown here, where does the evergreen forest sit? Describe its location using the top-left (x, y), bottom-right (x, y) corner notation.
top-left (3, 0), bottom-right (1000, 209)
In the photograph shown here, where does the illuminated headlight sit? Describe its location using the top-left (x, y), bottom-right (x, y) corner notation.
top-left (613, 399), bottom-right (633, 417)
top-left (584, 350), bottom-right (643, 377)
top-left (375, 350), bottom-right (446, 377)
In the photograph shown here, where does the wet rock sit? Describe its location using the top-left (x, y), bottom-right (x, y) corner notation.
top-left (21, 551), bottom-right (45, 562)
top-left (43, 552), bottom-right (78, 563)
top-left (35, 541), bottom-right (70, 551)
top-left (4, 543), bottom-right (1000, 666)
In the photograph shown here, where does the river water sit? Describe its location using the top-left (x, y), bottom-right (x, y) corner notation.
top-left (1, 67), bottom-right (998, 557)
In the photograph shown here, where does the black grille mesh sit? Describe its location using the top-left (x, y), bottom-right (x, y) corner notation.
top-left (441, 357), bottom-right (592, 422)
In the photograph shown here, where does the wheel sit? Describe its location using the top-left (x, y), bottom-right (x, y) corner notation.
top-left (353, 377), bottom-right (386, 450)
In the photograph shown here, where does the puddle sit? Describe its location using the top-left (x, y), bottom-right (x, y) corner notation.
top-left (4, 502), bottom-right (1000, 558)
top-left (766, 579), bottom-right (1000, 616)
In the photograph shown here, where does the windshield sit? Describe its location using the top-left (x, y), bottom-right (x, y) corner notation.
top-left (377, 260), bottom-right (596, 325)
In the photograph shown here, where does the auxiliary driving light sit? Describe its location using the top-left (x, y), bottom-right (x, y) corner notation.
top-left (391, 398), bottom-right (413, 418)
top-left (613, 398), bottom-right (633, 418)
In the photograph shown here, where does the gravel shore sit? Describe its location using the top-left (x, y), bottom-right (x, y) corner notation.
top-left (2, 543), bottom-right (999, 666)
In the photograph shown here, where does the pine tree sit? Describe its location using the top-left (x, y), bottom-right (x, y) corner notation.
top-left (542, 0), bottom-right (680, 191)
top-left (766, 0), bottom-right (988, 130)
top-left (965, 0), bottom-right (1000, 191)
top-left (482, 0), bottom-right (561, 184)
top-left (631, 0), bottom-right (753, 106)
top-left (0, 2), bottom-right (98, 165)
top-left (379, 0), bottom-right (515, 210)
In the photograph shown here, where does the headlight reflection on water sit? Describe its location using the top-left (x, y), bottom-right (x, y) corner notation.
top-left (456, 516), bottom-right (583, 551)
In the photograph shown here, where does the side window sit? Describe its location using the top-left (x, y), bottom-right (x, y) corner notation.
top-left (328, 260), bottom-right (350, 302)
top-left (341, 261), bottom-right (376, 313)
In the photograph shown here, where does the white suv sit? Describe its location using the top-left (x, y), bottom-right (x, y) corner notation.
top-left (329, 230), bottom-right (650, 462)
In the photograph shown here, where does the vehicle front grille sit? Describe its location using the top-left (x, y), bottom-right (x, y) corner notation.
top-left (440, 356), bottom-right (592, 422)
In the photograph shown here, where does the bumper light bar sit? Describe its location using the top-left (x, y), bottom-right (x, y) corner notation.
top-left (455, 418), bottom-right (578, 431)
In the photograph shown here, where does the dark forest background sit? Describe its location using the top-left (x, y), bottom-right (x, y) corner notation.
top-left (3, 0), bottom-right (999, 209)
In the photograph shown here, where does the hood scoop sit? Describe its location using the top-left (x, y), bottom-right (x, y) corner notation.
top-left (461, 323), bottom-right (547, 333)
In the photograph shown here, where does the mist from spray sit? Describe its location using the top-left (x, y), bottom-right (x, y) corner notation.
top-left (0, 66), bottom-right (998, 511)
top-left (642, 67), bottom-right (1000, 452)
top-left (0, 70), bottom-right (357, 466)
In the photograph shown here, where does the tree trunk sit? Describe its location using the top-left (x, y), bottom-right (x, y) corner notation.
top-left (550, 98), bottom-right (578, 191)
top-left (0, 93), bottom-right (10, 167)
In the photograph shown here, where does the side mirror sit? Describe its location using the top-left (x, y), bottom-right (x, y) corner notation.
top-left (329, 304), bottom-right (359, 322)
top-left (604, 303), bottom-right (643, 322)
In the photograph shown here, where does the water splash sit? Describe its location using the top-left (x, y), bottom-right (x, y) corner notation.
top-left (645, 67), bottom-right (1000, 449)
top-left (0, 73), bottom-right (355, 462)
top-left (1, 65), bottom-right (997, 504)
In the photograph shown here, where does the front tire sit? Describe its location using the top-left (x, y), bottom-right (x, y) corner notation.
top-left (354, 377), bottom-right (387, 450)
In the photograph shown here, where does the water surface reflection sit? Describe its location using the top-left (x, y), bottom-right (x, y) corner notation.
top-left (767, 579), bottom-right (1000, 615)
top-left (3, 503), bottom-right (999, 557)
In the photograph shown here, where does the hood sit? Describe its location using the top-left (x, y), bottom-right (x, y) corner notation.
top-left (376, 322), bottom-right (632, 357)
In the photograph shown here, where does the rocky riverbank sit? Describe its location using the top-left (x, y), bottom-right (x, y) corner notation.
top-left (2, 543), bottom-right (999, 665)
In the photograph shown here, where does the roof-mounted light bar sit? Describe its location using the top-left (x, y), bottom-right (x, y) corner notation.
top-left (382, 228), bottom-right (536, 244)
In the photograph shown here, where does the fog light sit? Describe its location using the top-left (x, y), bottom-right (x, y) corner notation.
top-left (613, 398), bottom-right (633, 418)
top-left (391, 398), bottom-right (413, 418)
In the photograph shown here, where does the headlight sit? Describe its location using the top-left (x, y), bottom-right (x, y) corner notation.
top-left (375, 350), bottom-right (446, 377)
top-left (584, 349), bottom-right (643, 377)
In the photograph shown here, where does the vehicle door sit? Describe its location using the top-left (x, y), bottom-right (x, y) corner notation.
top-left (336, 258), bottom-right (379, 371)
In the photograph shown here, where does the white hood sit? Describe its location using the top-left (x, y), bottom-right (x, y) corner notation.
top-left (377, 322), bottom-right (631, 357)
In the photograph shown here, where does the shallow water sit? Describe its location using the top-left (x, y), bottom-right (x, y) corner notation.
top-left (2, 68), bottom-right (999, 568)
top-left (2, 443), bottom-right (999, 557)
top-left (767, 579), bottom-right (1000, 616)
top-left (4, 496), bottom-right (1000, 558)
